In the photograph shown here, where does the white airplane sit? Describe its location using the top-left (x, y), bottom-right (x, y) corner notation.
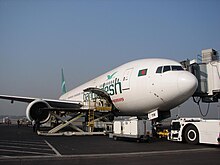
top-left (0, 58), bottom-right (198, 123)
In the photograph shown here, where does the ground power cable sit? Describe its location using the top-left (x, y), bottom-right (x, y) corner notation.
top-left (193, 97), bottom-right (210, 117)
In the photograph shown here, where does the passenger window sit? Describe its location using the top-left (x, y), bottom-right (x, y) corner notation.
top-left (156, 66), bottom-right (163, 73)
top-left (163, 66), bottom-right (171, 72)
top-left (171, 66), bottom-right (184, 71)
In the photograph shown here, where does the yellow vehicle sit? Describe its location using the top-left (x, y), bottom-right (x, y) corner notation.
top-left (157, 129), bottom-right (169, 138)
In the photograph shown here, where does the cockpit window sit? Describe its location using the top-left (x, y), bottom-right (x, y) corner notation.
top-left (163, 66), bottom-right (171, 72)
top-left (156, 65), bottom-right (184, 73)
top-left (156, 66), bottom-right (163, 73)
top-left (171, 66), bottom-right (184, 71)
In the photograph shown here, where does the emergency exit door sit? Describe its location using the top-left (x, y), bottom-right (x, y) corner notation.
top-left (122, 68), bottom-right (133, 90)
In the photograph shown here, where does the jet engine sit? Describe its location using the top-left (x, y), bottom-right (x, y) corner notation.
top-left (26, 99), bottom-right (51, 123)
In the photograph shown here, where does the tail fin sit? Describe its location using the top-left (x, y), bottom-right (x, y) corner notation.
top-left (61, 68), bottom-right (67, 95)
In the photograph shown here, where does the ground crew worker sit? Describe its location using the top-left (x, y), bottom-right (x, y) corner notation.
top-left (17, 120), bottom-right (20, 128)
top-left (32, 120), bottom-right (36, 132)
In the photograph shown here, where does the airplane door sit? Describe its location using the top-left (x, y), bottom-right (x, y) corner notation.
top-left (122, 68), bottom-right (133, 90)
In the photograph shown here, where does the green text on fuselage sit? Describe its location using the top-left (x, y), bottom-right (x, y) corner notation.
top-left (83, 78), bottom-right (122, 101)
top-left (101, 78), bottom-right (122, 96)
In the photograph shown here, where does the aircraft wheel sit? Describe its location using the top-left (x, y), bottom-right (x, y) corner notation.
top-left (113, 136), bottom-right (117, 141)
top-left (184, 125), bottom-right (199, 144)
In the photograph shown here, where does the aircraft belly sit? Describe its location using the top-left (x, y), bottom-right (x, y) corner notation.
top-left (112, 91), bottom-right (162, 116)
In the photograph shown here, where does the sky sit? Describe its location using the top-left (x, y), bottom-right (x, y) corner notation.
top-left (0, 0), bottom-right (220, 118)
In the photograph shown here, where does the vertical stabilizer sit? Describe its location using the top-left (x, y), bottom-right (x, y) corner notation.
top-left (61, 68), bottom-right (67, 95)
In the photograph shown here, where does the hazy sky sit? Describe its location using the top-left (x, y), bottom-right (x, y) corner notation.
top-left (0, 0), bottom-right (220, 117)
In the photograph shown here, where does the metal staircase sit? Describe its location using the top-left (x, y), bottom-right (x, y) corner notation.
top-left (83, 91), bottom-right (112, 132)
top-left (87, 109), bottom-right (95, 132)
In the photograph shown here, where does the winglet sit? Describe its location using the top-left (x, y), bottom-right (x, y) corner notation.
top-left (61, 68), bottom-right (67, 95)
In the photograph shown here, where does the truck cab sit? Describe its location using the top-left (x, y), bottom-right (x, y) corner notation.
top-left (169, 118), bottom-right (220, 145)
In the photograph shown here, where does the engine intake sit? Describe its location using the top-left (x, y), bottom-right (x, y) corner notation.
top-left (26, 99), bottom-right (51, 123)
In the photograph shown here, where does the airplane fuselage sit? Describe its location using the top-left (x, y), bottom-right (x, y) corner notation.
top-left (60, 58), bottom-right (198, 116)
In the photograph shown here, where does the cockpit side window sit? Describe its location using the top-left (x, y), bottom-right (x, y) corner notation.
top-left (171, 66), bottom-right (184, 71)
top-left (156, 65), bottom-right (184, 74)
top-left (163, 66), bottom-right (171, 72)
top-left (156, 66), bottom-right (163, 73)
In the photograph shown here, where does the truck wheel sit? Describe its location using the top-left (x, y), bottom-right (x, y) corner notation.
top-left (184, 125), bottom-right (199, 144)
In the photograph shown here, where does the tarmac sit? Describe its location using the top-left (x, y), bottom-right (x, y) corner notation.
top-left (0, 124), bottom-right (219, 165)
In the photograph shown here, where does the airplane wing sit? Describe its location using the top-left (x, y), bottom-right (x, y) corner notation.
top-left (0, 94), bottom-right (82, 109)
top-left (0, 95), bottom-right (36, 103)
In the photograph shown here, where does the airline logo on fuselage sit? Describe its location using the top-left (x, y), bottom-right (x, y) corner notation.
top-left (84, 73), bottom-right (123, 102)
top-left (107, 72), bottom-right (117, 80)
top-left (101, 78), bottom-right (122, 96)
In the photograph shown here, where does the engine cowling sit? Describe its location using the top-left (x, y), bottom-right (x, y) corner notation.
top-left (26, 99), bottom-right (51, 123)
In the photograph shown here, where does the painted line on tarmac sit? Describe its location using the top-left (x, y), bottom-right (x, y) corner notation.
top-left (63, 148), bottom-right (219, 158)
top-left (0, 141), bottom-right (48, 148)
top-left (0, 147), bottom-right (217, 160)
top-left (0, 144), bottom-right (52, 152)
top-left (0, 140), bottom-right (57, 157)
top-left (0, 148), bottom-right (55, 156)
top-left (44, 140), bottom-right (62, 156)
top-left (0, 140), bottom-right (47, 145)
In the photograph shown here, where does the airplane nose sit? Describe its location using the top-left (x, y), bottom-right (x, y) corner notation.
top-left (178, 72), bottom-right (198, 95)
